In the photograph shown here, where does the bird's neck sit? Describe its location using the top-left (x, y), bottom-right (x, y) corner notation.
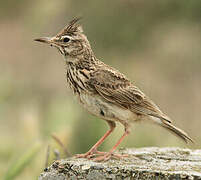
top-left (64, 48), bottom-right (97, 66)
top-left (64, 49), bottom-right (97, 96)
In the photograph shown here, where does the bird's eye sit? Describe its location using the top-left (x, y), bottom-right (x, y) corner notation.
top-left (63, 37), bottom-right (70, 43)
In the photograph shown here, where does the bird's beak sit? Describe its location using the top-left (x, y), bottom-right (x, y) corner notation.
top-left (34, 37), bottom-right (52, 44)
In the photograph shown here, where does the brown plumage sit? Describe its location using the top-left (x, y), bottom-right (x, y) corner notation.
top-left (35, 18), bottom-right (193, 161)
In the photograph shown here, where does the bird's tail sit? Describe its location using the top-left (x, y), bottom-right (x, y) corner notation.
top-left (151, 117), bottom-right (194, 143)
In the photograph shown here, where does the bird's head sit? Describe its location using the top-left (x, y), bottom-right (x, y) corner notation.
top-left (35, 18), bottom-right (92, 60)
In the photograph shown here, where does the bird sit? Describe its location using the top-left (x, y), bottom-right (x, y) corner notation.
top-left (34, 17), bottom-right (193, 161)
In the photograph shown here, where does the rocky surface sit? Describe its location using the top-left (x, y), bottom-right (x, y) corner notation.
top-left (39, 147), bottom-right (201, 180)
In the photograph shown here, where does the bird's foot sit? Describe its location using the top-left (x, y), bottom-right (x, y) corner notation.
top-left (75, 149), bottom-right (106, 159)
top-left (92, 152), bottom-right (129, 162)
top-left (75, 152), bottom-right (92, 159)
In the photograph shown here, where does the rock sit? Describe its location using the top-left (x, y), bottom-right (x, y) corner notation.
top-left (39, 147), bottom-right (201, 180)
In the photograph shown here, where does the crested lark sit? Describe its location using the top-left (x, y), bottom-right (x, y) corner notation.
top-left (35, 18), bottom-right (193, 161)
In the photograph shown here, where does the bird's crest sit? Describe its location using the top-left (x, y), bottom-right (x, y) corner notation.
top-left (56, 17), bottom-right (83, 37)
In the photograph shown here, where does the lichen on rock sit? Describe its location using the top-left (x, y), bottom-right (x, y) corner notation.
top-left (39, 147), bottom-right (201, 180)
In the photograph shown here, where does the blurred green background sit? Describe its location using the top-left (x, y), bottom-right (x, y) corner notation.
top-left (0, 0), bottom-right (201, 179)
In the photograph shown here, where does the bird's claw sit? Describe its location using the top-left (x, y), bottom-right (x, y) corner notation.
top-left (75, 149), bottom-right (107, 159)
top-left (91, 152), bottom-right (129, 162)
top-left (76, 149), bottom-right (129, 161)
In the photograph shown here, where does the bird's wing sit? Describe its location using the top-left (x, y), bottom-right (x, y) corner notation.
top-left (87, 64), bottom-right (171, 123)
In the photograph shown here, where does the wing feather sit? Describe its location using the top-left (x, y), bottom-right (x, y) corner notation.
top-left (87, 65), bottom-right (171, 123)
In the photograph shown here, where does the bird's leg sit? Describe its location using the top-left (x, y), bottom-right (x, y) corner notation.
top-left (92, 125), bottom-right (130, 162)
top-left (76, 121), bottom-right (116, 158)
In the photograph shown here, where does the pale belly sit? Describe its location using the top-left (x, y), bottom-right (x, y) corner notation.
top-left (78, 93), bottom-right (138, 124)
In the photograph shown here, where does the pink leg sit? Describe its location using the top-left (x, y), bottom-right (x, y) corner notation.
top-left (93, 126), bottom-right (130, 161)
top-left (76, 121), bottom-right (116, 158)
